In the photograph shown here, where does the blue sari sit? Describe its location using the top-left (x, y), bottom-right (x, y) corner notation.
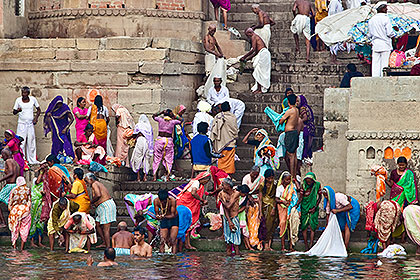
top-left (53, 163), bottom-right (70, 180)
top-left (323, 186), bottom-right (360, 232)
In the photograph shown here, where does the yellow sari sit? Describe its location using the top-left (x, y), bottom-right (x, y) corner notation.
top-left (70, 179), bottom-right (91, 213)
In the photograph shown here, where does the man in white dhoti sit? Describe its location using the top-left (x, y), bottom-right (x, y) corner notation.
top-left (328, 0), bottom-right (343, 16)
top-left (204, 24), bottom-right (225, 76)
top-left (12, 86), bottom-right (41, 164)
top-left (251, 4), bottom-right (275, 48)
top-left (291, 0), bottom-right (314, 63)
top-left (227, 98), bottom-right (245, 129)
top-left (207, 76), bottom-right (230, 106)
top-left (368, 4), bottom-right (397, 77)
top-left (240, 29), bottom-right (271, 94)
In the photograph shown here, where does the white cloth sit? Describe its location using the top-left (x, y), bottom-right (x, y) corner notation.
top-left (254, 24), bottom-right (271, 48)
top-left (290, 14), bottom-right (311, 40)
top-left (13, 96), bottom-right (39, 124)
top-left (275, 184), bottom-right (285, 198)
top-left (251, 48), bottom-right (271, 93)
top-left (289, 214), bottom-right (348, 257)
top-left (207, 85), bottom-right (230, 106)
top-left (325, 193), bottom-right (350, 214)
top-left (346, 0), bottom-right (370, 9)
top-left (228, 98), bottom-right (245, 129)
top-left (192, 112), bottom-right (214, 137)
top-left (204, 56), bottom-right (227, 99)
top-left (205, 53), bottom-right (216, 76)
top-left (378, 244), bottom-right (406, 258)
top-left (87, 106), bottom-right (109, 118)
top-left (368, 13), bottom-right (396, 52)
top-left (372, 50), bottom-right (391, 77)
top-left (297, 131), bottom-right (304, 161)
top-left (106, 126), bottom-right (114, 157)
top-left (130, 137), bottom-right (150, 174)
top-left (328, 0), bottom-right (343, 16)
top-left (17, 122), bottom-right (38, 164)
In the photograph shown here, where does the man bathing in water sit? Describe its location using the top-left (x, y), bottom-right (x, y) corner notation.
top-left (131, 226), bottom-right (152, 257)
top-left (154, 189), bottom-right (179, 254)
top-left (291, 0), bottom-right (315, 62)
top-left (0, 148), bottom-right (20, 227)
top-left (279, 94), bottom-right (300, 179)
top-left (112, 221), bottom-right (134, 256)
top-left (240, 28), bottom-right (271, 94)
top-left (87, 247), bottom-right (118, 267)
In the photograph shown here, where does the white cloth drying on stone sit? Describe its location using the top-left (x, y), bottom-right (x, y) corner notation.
top-left (254, 24), bottom-right (271, 47)
top-left (251, 48), bottom-right (271, 93)
top-left (290, 14), bottom-right (311, 40)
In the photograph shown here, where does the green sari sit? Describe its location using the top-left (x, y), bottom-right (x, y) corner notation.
top-left (391, 169), bottom-right (418, 208)
top-left (30, 182), bottom-right (45, 238)
top-left (300, 172), bottom-right (321, 231)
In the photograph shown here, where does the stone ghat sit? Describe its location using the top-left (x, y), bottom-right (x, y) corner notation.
top-left (0, 37), bottom-right (205, 159)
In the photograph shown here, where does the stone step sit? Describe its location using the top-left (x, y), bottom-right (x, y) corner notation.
top-left (230, 3), bottom-right (293, 14)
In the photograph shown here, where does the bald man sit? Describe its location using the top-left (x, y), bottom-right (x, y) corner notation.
top-left (112, 221), bottom-right (135, 256)
top-left (204, 24), bottom-right (225, 76)
top-left (251, 4), bottom-right (275, 47)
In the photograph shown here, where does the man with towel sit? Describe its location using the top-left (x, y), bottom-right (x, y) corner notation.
top-left (291, 0), bottom-right (315, 63)
top-left (204, 24), bottom-right (225, 77)
top-left (240, 28), bottom-right (271, 94)
top-left (250, 4), bottom-right (275, 48)
top-left (210, 101), bottom-right (239, 175)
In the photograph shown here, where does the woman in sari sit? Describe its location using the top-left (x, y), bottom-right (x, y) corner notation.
top-left (386, 156), bottom-right (418, 208)
top-left (371, 200), bottom-right (401, 250)
top-left (297, 95), bottom-right (316, 160)
top-left (65, 168), bottom-right (90, 213)
top-left (74, 123), bottom-right (106, 165)
top-left (88, 95), bottom-right (109, 154)
top-left (258, 168), bottom-right (278, 251)
top-left (44, 96), bottom-right (75, 158)
top-left (243, 128), bottom-right (276, 176)
top-left (275, 171), bottom-right (300, 251)
top-left (73, 97), bottom-right (89, 142)
top-left (322, 186), bottom-right (360, 249)
top-left (30, 168), bottom-right (47, 248)
top-left (403, 205), bottom-right (420, 255)
top-left (8, 176), bottom-right (31, 250)
top-left (112, 104), bottom-right (135, 162)
top-left (130, 115), bottom-right (154, 182)
top-left (4, 130), bottom-right (25, 176)
top-left (45, 154), bottom-right (71, 201)
top-left (173, 105), bottom-right (190, 160)
top-left (177, 171), bottom-right (210, 250)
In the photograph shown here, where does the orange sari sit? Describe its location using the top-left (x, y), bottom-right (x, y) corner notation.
top-left (90, 104), bottom-right (107, 142)
top-left (47, 166), bottom-right (70, 200)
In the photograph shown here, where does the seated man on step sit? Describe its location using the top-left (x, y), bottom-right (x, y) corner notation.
top-left (240, 29), bottom-right (271, 94)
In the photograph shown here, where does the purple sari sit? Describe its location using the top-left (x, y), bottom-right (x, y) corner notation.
top-left (299, 95), bottom-right (315, 159)
top-left (43, 96), bottom-right (75, 158)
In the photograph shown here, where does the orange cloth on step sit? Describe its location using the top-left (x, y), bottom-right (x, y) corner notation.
top-left (371, 165), bottom-right (387, 202)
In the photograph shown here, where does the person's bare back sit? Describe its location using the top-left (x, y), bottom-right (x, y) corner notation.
top-left (258, 10), bottom-right (273, 25)
top-left (92, 181), bottom-right (112, 207)
top-left (293, 0), bottom-right (312, 16)
top-left (112, 231), bottom-right (134, 249)
top-left (130, 243), bottom-right (152, 257)
top-left (252, 33), bottom-right (266, 53)
top-left (4, 159), bottom-right (19, 184)
top-left (284, 107), bottom-right (300, 132)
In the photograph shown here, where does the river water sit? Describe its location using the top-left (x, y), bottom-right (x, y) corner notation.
top-left (1, 249), bottom-right (420, 279)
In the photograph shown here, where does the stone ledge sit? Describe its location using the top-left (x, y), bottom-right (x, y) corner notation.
top-left (346, 130), bottom-right (420, 140)
top-left (28, 8), bottom-right (205, 20)
top-left (106, 37), bottom-right (152, 50)
top-left (0, 61), bottom-right (71, 71)
top-left (97, 49), bottom-right (168, 62)
top-left (70, 61), bottom-right (139, 72)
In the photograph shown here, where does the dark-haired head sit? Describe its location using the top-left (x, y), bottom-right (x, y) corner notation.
top-left (264, 168), bottom-right (275, 179)
top-left (84, 123), bottom-right (94, 132)
top-left (158, 189), bottom-right (169, 201)
top-left (163, 109), bottom-right (173, 117)
top-left (134, 226), bottom-right (147, 236)
top-left (58, 197), bottom-right (68, 210)
top-left (104, 247), bottom-right (116, 261)
top-left (347, 63), bottom-right (357, 73)
top-left (237, 184), bottom-right (250, 194)
top-left (397, 156), bottom-right (408, 164)
top-left (94, 95), bottom-right (103, 111)
top-left (197, 122), bottom-right (209, 134)
top-left (77, 97), bottom-right (85, 107)
top-left (221, 101), bottom-right (231, 112)
top-left (46, 154), bottom-right (60, 166)
top-left (287, 94), bottom-right (297, 106)
top-left (73, 214), bottom-right (82, 224)
top-left (285, 87), bottom-right (294, 97)
top-left (262, 169), bottom-right (275, 195)
top-left (74, 168), bottom-right (84, 180)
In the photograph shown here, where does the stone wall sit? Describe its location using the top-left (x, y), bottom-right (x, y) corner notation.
top-left (313, 77), bottom-right (420, 206)
top-left (0, 0), bottom-right (29, 38)
top-left (0, 37), bottom-right (204, 159)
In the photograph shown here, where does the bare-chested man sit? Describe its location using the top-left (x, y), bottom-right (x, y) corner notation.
top-left (279, 94), bottom-right (300, 179)
top-left (0, 148), bottom-right (19, 227)
top-left (291, 0), bottom-right (315, 62)
top-left (204, 24), bottom-right (225, 76)
top-left (87, 247), bottom-right (118, 267)
top-left (218, 178), bottom-right (241, 256)
top-left (130, 226), bottom-right (152, 257)
top-left (85, 173), bottom-right (116, 248)
top-left (251, 4), bottom-right (275, 47)
top-left (112, 221), bottom-right (135, 256)
top-left (154, 189), bottom-right (179, 254)
top-left (240, 28), bottom-right (271, 94)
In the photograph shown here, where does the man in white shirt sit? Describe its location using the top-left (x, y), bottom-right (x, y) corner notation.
top-left (328, 0), bottom-right (343, 16)
top-left (207, 76), bottom-right (230, 107)
top-left (12, 87), bottom-right (41, 164)
top-left (368, 4), bottom-right (397, 77)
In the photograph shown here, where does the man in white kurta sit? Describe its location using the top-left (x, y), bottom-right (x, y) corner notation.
top-left (227, 98), bottom-right (246, 129)
top-left (207, 77), bottom-right (230, 106)
top-left (368, 4), bottom-right (396, 77)
top-left (192, 101), bottom-right (214, 137)
top-left (12, 87), bottom-right (41, 164)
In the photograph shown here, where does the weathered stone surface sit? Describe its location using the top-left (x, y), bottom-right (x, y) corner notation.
top-left (51, 39), bottom-right (77, 48)
top-left (0, 61), bottom-right (71, 71)
top-left (106, 37), bottom-right (151, 49)
top-left (56, 49), bottom-right (97, 60)
top-left (152, 38), bottom-right (191, 52)
top-left (0, 72), bottom-right (55, 86)
top-left (139, 62), bottom-right (164, 75)
top-left (57, 73), bottom-right (129, 86)
top-left (117, 89), bottom-right (153, 108)
top-left (97, 49), bottom-right (168, 61)
top-left (70, 61), bottom-right (139, 72)
top-left (11, 39), bottom-right (52, 48)
top-left (169, 50), bottom-right (203, 64)
top-left (1, 49), bottom-right (56, 60)
top-left (324, 88), bottom-right (350, 122)
top-left (76, 38), bottom-right (100, 50)
top-left (181, 64), bottom-right (204, 74)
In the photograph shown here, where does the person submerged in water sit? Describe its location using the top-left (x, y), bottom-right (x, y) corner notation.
top-left (112, 221), bottom-right (135, 256)
top-left (130, 226), bottom-right (152, 258)
top-left (87, 247), bottom-right (118, 267)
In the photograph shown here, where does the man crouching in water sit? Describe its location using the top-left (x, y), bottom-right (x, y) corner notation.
top-left (87, 247), bottom-right (118, 267)
top-left (154, 189), bottom-right (179, 254)
top-left (131, 226), bottom-right (152, 257)
top-left (112, 221), bottom-right (134, 256)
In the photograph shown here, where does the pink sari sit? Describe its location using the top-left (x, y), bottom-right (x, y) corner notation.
top-left (73, 107), bottom-right (89, 142)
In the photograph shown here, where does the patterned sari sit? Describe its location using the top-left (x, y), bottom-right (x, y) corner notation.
top-left (277, 172), bottom-right (300, 239)
top-left (391, 169), bottom-right (418, 209)
top-left (8, 177), bottom-right (31, 246)
top-left (30, 181), bottom-right (45, 239)
top-left (300, 172), bottom-right (321, 231)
